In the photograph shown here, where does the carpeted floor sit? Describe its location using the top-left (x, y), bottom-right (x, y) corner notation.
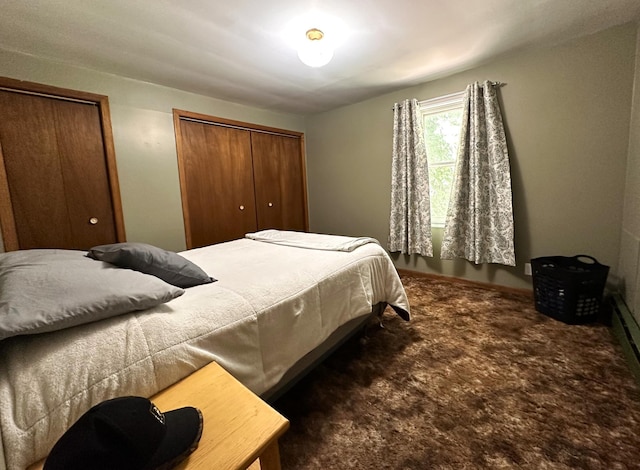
top-left (273, 273), bottom-right (640, 469)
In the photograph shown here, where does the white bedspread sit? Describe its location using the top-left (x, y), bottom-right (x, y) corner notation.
top-left (0, 237), bottom-right (409, 470)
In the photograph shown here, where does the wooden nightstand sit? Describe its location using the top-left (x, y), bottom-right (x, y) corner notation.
top-left (152, 362), bottom-right (289, 469)
top-left (28, 362), bottom-right (289, 470)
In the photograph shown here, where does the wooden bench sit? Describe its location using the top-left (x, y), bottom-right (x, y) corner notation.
top-left (28, 362), bottom-right (290, 470)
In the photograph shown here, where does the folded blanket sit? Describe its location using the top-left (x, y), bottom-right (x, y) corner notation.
top-left (245, 230), bottom-right (379, 252)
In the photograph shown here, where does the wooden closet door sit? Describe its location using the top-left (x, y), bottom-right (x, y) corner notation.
top-left (251, 132), bottom-right (306, 231)
top-left (54, 98), bottom-right (118, 248)
top-left (0, 90), bottom-right (117, 250)
top-left (178, 119), bottom-right (258, 248)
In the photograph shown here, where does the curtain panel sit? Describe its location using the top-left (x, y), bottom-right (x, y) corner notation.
top-left (441, 81), bottom-right (516, 266)
top-left (388, 98), bottom-right (433, 256)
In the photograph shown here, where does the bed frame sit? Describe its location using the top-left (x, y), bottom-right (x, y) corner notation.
top-left (261, 304), bottom-right (386, 402)
top-left (611, 294), bottom-right (640, 386)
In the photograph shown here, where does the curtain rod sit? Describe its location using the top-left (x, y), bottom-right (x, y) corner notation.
top-left (393, 81), bottom-right (506, 109)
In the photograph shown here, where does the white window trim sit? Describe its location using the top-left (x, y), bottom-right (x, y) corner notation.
top-left (419, 90), bottom-right (465, 115)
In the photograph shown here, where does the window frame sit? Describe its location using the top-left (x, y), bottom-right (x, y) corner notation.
top-left (419, 91), bottom-right (465, 227)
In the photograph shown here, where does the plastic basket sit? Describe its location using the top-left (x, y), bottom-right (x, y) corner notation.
top-left (531, 255), bottom-right (609, 324)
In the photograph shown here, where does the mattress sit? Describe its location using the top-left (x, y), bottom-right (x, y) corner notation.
top-left (0, 236), bottom-right (409, 470)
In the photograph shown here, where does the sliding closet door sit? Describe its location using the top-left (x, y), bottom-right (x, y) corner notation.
top-left (174, 109), bottom-right (308, 249)
top-left (177, 119), bottom-right (258, 248)
top-left (0, 87), bottom-right (121, 250)
top-left (251, 132), bottom-right (306, 231)
top-left (54, 98), bottom-right (118, 248)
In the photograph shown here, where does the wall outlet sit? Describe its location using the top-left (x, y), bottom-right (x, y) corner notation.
top-left (524, 262), bottom-right (532, 276)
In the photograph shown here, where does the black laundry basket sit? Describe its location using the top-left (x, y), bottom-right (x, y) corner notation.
top-left (531, 255), bottom-right (609, 324)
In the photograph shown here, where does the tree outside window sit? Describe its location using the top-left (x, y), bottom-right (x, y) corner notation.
top-left (420, 92), bottom-right (464, 227)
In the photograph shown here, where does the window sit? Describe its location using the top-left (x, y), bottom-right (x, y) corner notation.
top-left (420, 92), bottom-right (465, 227)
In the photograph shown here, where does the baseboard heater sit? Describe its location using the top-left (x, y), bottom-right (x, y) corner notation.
top-left (611, 294), bottom-right (640, 386)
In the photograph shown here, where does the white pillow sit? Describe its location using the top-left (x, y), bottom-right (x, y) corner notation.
top-left (0, 249), bottom-right (184, 341)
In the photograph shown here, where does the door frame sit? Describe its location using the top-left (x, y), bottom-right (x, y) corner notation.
top-left (0, 76), bottom-right (126, 251)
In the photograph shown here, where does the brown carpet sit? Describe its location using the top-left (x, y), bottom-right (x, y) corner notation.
top-left (273, 273), bottom-right (640, 469)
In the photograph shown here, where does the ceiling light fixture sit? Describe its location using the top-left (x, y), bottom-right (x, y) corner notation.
top-left (297, 28), bottom-right (333, 68)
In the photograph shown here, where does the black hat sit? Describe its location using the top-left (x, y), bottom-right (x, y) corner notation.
top-left (44, 396), bottom-right (203, 470)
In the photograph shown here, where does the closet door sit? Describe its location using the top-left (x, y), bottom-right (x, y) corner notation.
top-left (174, 109), bottom-right (308, 249)
top-left (178, 119), bottom-right (258, 248)
top-left (251, 132), bottom-right (306, 231)
top-left (0, 82), bottom-right (124, 251)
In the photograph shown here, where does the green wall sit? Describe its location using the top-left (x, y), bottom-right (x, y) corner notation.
top-left (305, 23), bottom-right (637, 290)
top-left (1, 23), bottom-right (637, 292)
top-left (0, 49), bottom-right (306, 252)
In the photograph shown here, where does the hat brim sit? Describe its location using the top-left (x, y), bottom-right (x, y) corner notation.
top-left (144, 406), bottom-right (203, 470)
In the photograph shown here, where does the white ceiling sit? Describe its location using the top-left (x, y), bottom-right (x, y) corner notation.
top-left (2, 0), bottom-right (640, 114)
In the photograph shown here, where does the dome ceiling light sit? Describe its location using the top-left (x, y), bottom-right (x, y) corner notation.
top-left (297, 28), bottom-right (333, 68)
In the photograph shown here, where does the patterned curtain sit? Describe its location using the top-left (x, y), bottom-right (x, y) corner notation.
top-left (388, 98), bottom-right (433, 256)
top-left (441, 81), bottom-right (515, 266)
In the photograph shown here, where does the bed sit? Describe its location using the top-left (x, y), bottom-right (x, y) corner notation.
top-left (0, 230), bottom-right (410, 470)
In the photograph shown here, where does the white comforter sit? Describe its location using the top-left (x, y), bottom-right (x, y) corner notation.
top-left (0, 236), bottom-right (409, 470)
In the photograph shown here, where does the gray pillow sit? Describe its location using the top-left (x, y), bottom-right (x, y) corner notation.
top-left (0, 249), bottom-right (184, 341)
top-left (87, 242), bottom-right (215, 288)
